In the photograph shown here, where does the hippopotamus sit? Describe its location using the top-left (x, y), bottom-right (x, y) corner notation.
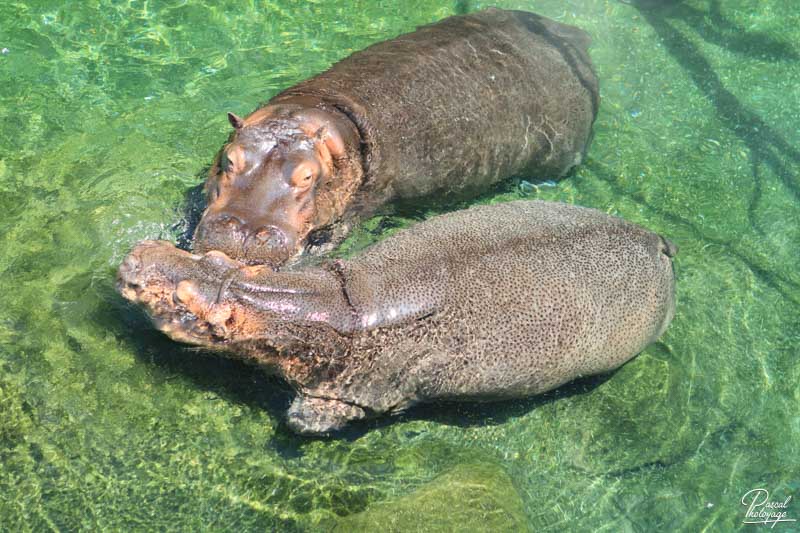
top-left (118, 200), bottom-right (677, 435)
top-left (192, 8), bottom-right (599, 267)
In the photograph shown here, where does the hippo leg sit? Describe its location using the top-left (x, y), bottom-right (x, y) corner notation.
top-left (287, 396), bottom-right (366, 435)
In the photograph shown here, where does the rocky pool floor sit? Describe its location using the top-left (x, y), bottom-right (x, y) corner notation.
top-left (1, 0), bottom-right (798, 530)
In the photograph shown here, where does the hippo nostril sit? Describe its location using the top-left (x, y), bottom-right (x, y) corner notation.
top-left (253, 226), bottom-right (287, 249)
top-left (175, 280), bottom-right (200, 306)
top-left (254, 228), bottom-right (270, 243)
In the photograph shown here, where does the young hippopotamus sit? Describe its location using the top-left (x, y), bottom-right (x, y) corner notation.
top-left (192, 8), bottom-right (599, 267)
top-left (119, 201), bottom-right (677, 435)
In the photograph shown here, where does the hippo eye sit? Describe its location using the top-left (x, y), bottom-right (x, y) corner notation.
top-left (290, 162), bottom-right (318, 189)
top-left (297, 171), bottom-right (314, 187)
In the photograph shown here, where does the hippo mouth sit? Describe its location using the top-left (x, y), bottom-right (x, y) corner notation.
top-left (117, 240), bottom-right (257, 347)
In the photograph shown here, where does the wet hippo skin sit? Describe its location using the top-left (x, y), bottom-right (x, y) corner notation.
top-left (192, 8), bottom-right (599, 267)
top-left (119, 201), bottom-right (677, 435)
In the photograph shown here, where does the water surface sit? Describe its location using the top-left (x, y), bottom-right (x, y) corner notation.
top-left (1, 0), bottom-right (798, 530)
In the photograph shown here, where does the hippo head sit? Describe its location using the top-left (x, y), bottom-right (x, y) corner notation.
top-left (192, 105), bottom-right (361, 268)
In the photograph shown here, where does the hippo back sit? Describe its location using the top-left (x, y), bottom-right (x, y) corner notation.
top-left (317, 201), bottom-right (675, 411)
top-left (271, 9), bottom-right (599, 207)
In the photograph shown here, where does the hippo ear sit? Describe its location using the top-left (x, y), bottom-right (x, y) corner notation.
top-left (295, 109), bottom-right (357, 161)
top-left (311, 123), bottom-right (346, 160)
top-left (227, 112), bottom-right (244, 130)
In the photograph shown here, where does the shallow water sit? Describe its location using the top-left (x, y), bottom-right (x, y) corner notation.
top-left (1, 0), bottom-right (798, 530)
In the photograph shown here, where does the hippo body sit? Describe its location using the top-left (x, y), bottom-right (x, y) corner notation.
top-left (192, 8), bottom-right (599, 267)
top-left (119, 201), bottom-right (676, 435)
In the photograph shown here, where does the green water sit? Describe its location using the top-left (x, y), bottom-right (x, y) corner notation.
top-left (1, 0), bottom-right (798, 530)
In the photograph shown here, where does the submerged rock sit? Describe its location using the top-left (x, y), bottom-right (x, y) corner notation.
top-left (333, 463), bottom-right (527, 531)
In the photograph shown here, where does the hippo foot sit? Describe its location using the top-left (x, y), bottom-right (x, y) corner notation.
top-left (287, 396), bottom-right (366, 435)
top-left (117, 240), bottom-right (256, 346)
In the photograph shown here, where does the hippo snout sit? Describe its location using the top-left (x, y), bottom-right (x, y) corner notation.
top-left (193, 213), bottom-right (295, 267)
top-left (117, 240), bottom-right (191, 290)
top-left (202, 213), bottom-right (284, 240)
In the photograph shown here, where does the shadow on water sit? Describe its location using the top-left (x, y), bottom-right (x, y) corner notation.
top-left (627, 0), bottom-right (798, 62)
top-left (625, 0), bottom-right (800, 232)
top-left (266, 369), bottom-right (619, 458)
top-left (268, 372), bottom-right (615, 452)
top-left (174, 181), bottom-right (206, 251)
top-left (103, 287), bottom-right (296, 436)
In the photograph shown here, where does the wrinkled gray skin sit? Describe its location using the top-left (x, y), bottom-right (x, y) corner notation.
top-left (118, 201), bottom-right (677, 435)
top-left (192, 8), bottom-right (599, 267)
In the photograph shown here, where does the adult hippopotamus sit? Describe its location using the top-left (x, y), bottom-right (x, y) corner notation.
top-left (118, 201), bottom-right (677, 435)
top-left (192, 8), bottom-right (599, 267)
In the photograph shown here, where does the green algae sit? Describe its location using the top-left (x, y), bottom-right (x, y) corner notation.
top-left (0, 0), bottom-right (798, 530)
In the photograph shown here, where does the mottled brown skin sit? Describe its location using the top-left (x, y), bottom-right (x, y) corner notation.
top-left (192, 8), bottom-right (599, 267)
top-left (119, 201), bottom-right (677, 435)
